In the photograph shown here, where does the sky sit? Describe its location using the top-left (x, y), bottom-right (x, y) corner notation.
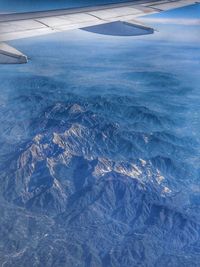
top-left (0, 0), bottom-right (132, 13)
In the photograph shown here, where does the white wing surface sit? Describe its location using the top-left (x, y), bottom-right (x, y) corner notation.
top-left (0, 0), bottom-right (197, 63)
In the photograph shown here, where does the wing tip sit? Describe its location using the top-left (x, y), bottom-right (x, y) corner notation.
top-left (0, 43), bottom-right (28, 64)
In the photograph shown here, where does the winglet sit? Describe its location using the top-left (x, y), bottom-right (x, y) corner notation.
top-left (0, 43), bottom-right (28, 64)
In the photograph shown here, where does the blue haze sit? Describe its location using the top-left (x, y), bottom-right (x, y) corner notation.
top-left (0, 4), bottom-right (200, 267)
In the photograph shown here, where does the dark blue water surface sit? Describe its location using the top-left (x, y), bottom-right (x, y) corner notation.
top-left (0, 4), bottom-right (200, 267)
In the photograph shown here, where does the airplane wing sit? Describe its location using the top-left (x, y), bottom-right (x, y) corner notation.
top-left (0, 0), bottom-right (198, 63)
